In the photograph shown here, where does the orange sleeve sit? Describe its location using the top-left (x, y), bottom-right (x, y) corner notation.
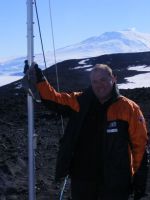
top-left (37, 80), bottom-right (81, 112)
top-left (128, 104), bottom-right (148, 173)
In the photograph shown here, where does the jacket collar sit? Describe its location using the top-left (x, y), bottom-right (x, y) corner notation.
top-left (88, 83), bottom-right (120, 106)
top-left (110, 83), bottom-right (121, 103)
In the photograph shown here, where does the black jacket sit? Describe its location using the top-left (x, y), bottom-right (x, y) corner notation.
top-left (54, 86), bottom-right (132, 191)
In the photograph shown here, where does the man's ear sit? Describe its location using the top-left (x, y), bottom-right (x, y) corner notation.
top-left (112, 74), bottom-right (117, 83)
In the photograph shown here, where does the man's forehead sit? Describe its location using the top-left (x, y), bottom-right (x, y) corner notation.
top-left (91, 69), bottom-right (111, 78)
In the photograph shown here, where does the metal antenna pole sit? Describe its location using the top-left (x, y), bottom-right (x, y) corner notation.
top-left (27, 0), bottom-right (36, 200)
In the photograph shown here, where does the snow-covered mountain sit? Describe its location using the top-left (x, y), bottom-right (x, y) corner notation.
top-left (0, 29), bottom-right (150, 88)
top-left (56, 29), bottom-right (150, 58)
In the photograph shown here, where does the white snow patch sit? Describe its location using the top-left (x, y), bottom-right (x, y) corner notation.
top-left (15, 83), bottom-right (22, 89)
top-left (128, 65), bottom-right (150, 72)
top-left (73, 65), bottom-right (92, 70)
top-left (0, 76), bottom-right (22, 87)
top-left (118, 72), bottom-right (150, 89)
top-left (78, 59), bottom-right (90, 65)
top-left (85, 68), bottom-right (93, 71)
top-left (118, 65), bottom-right (150, 89)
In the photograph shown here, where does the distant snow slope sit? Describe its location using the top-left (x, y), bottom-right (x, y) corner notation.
top-left (1, 29), bottom-right (150, 88)
top-left (0, 76), bottom-right (22, 87)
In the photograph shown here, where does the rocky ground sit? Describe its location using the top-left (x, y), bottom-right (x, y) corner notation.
top-left (0, 78), bottom-right (150, 200)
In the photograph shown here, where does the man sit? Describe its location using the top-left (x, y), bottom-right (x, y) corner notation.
top-left (25, 63), bottom-right (148, 200)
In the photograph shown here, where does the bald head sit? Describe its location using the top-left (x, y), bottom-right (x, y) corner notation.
top-left (90, 64), bottom-right (116, 103)
top-left (91, 64), bottom-right (113, 78)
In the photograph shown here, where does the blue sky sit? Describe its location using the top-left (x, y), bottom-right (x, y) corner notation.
top-left (0, 0), bottom-right (150, 59)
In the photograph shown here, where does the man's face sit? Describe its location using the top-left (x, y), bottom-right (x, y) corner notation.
top-left (90, 69), bottom-right (115, 103)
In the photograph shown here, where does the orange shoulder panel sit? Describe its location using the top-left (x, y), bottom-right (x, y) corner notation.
top-left (107, 96), bottom-right (148, 173)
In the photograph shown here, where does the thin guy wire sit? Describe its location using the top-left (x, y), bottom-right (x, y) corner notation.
top-left (34, 0), bottom-right (47, 69)
top-left (48, 0), bottom-right (65, 135)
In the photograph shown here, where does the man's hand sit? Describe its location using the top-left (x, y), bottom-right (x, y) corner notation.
top-left (32, 62), bottom-right (45, 83)
top-left (22, 62), bottom-right (44, 102)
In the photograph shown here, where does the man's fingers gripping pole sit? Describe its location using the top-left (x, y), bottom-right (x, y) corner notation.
top-left (22, 62), bottom-right (41, 103)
